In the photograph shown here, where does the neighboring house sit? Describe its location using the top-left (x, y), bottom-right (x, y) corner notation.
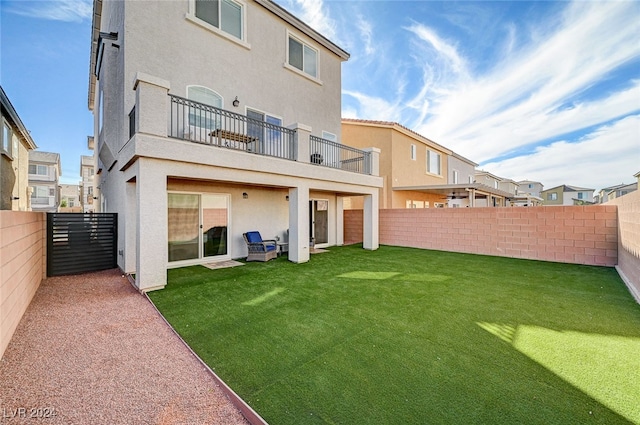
top-left (512, 180), bottom-right (544, 207)
top-left (341, 119), bottom-right (519, 208)
top-left (59, 184), bottom-right (82, 212)
top-left (88, 0), bottom-right (382, 291)
top-left (80, 154), bottom-right (95, 212)
top-left (542, 185), bottom-right (594, 206)
top-left (606, 182), bottom-right (637, 202)
top-left (0, 86), bottom-right (37, 211)
top-left (596, 182), bottom-right (637, 203)
top-left (28, 151), bottom-right (61, 213)
top-left (472, 170), bottom-right (517, 207)
top-left (341, 119), bottom-right (455, 209)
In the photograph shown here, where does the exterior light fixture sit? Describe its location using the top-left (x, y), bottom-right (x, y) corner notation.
top-left (233, 97), bottom-right (239, 107)
top-left (242, 192), bottom-right (248, 199)
top-left (286, 195), bottom-right (289, 201)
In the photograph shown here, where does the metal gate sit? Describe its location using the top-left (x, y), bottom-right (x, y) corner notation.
top-left (47, 213), bottom-right (117, 277)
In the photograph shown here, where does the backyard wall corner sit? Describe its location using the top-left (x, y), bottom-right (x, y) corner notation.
top-left (0, 211), bottom-right (46, 358)
top-left (607, 191), bottom-right (640, 303)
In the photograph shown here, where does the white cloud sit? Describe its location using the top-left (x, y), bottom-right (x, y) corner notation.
top-left (7, 0), bottom-right (92, 22)
top-left (281, 0), bottom-right (338, 44)
top-left (342, 90), bottom-right (403, 123)
top-left (419, 0), bottom-right (640, 160)
top-left (481, 115), bottom-right (640, 191)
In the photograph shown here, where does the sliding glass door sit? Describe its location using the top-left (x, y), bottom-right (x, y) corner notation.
top-left (168, 192), bottom-right (229, 264)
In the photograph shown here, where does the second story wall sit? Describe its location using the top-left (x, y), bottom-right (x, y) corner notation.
top-left (96, 0), bottom-right (347, 158)
top-left (448, 155), bottom-right (475, 185)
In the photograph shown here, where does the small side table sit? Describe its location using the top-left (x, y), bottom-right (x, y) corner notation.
top-left (277, 242), bottom-right (288, 256)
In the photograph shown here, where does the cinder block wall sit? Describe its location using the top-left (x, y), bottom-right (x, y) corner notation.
top-left (606, 191), bottom-right (640, 302)
top-left (0, 211), bottom-right (46, 358)
top-left (345, 205), bottom-right (618, 266)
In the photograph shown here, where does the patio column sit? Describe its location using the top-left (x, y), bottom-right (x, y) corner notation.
top-left (288, 185), bottom-right (310, 263)
top-left (363, 192), bottom-right (379, 250)
top-left (136, 158), bottom-right (168, 291)
top-left (336, 196), bottom-right (344, 246)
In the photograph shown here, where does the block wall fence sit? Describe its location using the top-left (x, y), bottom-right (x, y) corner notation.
top-left (346, 203), bottom-right (640, 302)
top-left (606, 190), bottom-right (640, 302)
top-left (0, 212), bottom-right (46, 358)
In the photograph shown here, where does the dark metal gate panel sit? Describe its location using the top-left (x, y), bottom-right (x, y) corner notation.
top-left (47, 213), bottom-right (117, 277)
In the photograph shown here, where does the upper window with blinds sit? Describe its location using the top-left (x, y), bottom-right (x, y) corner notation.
top-left (285, 31), bottom-right (320, 83)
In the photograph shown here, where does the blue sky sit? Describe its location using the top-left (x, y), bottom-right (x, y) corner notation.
top-left (1, 0), bottom-right (639, 191)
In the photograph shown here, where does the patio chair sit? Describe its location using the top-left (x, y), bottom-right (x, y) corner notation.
top-left (243, 231), bottom-right (277, 262)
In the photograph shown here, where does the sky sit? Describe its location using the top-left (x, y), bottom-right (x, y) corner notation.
top-left (1, 0), bottom-right (639, 191)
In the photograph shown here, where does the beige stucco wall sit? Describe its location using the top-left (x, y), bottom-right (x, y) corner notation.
top-left (606, 190), bottom-right (640, 302)
top-left (121, 0), bottom-right (344, 146)
top-left (0, 211), bottom-right (46, 358)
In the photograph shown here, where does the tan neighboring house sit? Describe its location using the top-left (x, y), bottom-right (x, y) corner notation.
top-left (341, 119), bottom-right (521, 208)
top-left (80, 154), bottom-right (95, 212)
top-left (542, 185), bottom-right (594, 206)
top-left (596, 182), bottom-right (637, 203)
top-left (59, 184), bottom-right (82, 212)
top-left (0, 86), bottom-right (37, 210)
top-left (89, 0), bottom-right (382, 291)
top-left (341, 119), bottom-right (454, 208)
top-left (28, 151), bottom-right (61, 213)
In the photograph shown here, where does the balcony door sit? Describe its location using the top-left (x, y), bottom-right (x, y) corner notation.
top-left (247, 108), bottom-right (282, 156)
top-left (168, 192), bottom-right (229, 264)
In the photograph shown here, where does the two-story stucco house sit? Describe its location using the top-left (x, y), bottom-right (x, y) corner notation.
top-left (542, 185), bottom-right (595, 206)
top-left (512, 180), bottom-right (544, 206)
top-left (88, 0), bottom-right (382, 291)
top-left (0, 86), bottom-right (37, 211)
top-left (28, 151), bottom-right (61, 213)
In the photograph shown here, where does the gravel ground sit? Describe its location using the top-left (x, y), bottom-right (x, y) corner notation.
top-left (0, 269), bottom-right (248, 425)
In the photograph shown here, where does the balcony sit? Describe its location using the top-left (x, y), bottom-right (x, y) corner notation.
top-left (167, 94), bottom-right (373, 175)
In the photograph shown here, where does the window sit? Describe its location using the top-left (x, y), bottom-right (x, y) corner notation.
top-left (29, 164), bottom-right (48, 176)
top-left (494, 181), bottom-right (498, 189)
top-left (1, 119), bottom-right (12, 156)
top-left (195, 0), bottom-right (243, 40)
top-left (577, 192), bottom-right (584, 199)
top-left (187, 86), bottom-right (223, 130)
top-left (322, 131), bottom-right (337, 143)
top-left (469, 175), bottom-right (474, 184)
top-left (528, 184), bottom-right (533, 189)
top-left (410, 144), bottom-right (416, 160)
top-left (426, 150), bottom-right (441, 175)
top-left (288, 35), bottom-right (318, 78)
top-left (547, 193), bottom-right (557, 201)
top-left (247, 108), bottom-right (283, 155)
top-left (452, 170), bottom-right (459, 184)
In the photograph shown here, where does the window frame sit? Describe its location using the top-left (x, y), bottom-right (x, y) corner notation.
top-left (284, 30), bottom-right (322, 85)
top-left (187, 0), bottom-right (250, 49)
top-left (426, 149), bottom-right (441, 176)
top-left (1, 118), bottom-right (12, 158)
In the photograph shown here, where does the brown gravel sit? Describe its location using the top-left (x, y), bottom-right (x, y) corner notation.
top-left (0, 269), bottom-right (249, 425)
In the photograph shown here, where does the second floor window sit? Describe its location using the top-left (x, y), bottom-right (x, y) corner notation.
top-left (29, 164), bottom-right (48, 176)
top-left (548, 193), bottom-right (558, 201)
top-left (288, 35), bottom-right (318, 78)
top-left (410, 144), bottom-right (416, 160)
top-left (1, 119), bottom-right (11, 156)
top-left (195, 0), bottom-right (243, 40)
top-left (426, 150), bottom-right (441, 175)
top-left (452, 170), bottom-right (458, 184)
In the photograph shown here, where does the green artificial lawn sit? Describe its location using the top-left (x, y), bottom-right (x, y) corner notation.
top-left (149, 245), bottom-right (640, 425)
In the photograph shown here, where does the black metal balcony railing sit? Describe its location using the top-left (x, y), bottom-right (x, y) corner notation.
top-left (169, 94), bottom-right (296, 161)
top-left (309, 135), bottom-right (371, 175)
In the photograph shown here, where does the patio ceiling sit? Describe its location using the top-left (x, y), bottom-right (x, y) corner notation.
top-left (393, 183), bottom-right (514, 199)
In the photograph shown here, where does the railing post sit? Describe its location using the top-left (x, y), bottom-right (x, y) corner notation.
top-left (133, 72), bottom-right (170, 137)
top-left (361, 147), bottom-right (380, 176)
top-left (288, 123), bottom-right (311, 163)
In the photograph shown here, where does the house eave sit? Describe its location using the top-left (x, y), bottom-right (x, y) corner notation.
top-left (0, 86), bottom-right (37, 150)
top-left (254, 0), bottom-right (350, 61)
